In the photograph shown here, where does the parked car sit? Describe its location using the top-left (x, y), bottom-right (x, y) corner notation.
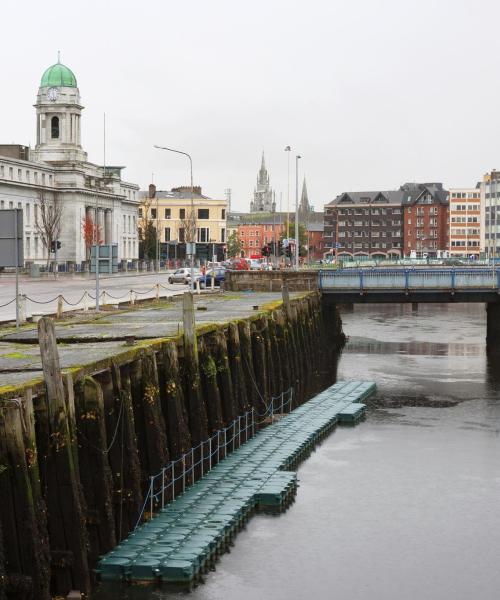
top-left (168, 267), bottom-right (201, 284)
top-left (247, 259), bottom-right (262, 270)
top-left (228, 258), bottom-right (250, 271)
top-left (199, 268), bottom-right (226, 288)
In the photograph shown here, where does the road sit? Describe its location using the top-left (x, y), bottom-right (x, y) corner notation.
top-left (0, 272), bottom-right (190, 322)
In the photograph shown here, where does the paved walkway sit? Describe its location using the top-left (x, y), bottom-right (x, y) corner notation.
top-left (0, 291), bottom-right (292, 389)
top-left (0, 272), bottom-right (189, 323)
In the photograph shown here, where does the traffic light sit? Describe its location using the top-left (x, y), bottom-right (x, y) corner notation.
top-left (285, 247), bottom-right (292, 258)
top-left (50, 240), bottom-right (62, 252)
top-left (261, 245), bottom-right (271, 257)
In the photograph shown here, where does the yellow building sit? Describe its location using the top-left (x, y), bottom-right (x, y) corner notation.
top-left (139, 185), bottom-right (227, 261)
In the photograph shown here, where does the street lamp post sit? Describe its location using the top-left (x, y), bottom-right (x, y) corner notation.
top-left (295, 154), bottom-right (301, 270)
top-left (285, 146), bottom-right (291, 238)
top-left (154, 145), bottom-right (195, 291)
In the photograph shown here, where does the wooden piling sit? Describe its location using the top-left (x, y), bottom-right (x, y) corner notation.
top-left (227, 322), bottom-right (249, 414)
top-left (182, 293), bottom-right (208, 444)
top-left (37, 316), bottom-right (90, 595)
top-left (74, 376), bottom-right (116, 564)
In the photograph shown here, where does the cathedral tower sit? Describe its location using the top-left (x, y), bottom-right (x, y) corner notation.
top-left (33, 57), bottom-right (87, 163)
top-left (250, 151), bottom-right (274, 212)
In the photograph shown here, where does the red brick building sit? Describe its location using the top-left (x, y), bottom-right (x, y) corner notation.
top-left (402, 183), bottom-right (449, 256)
top-left (235, 216), bottom-right (285, 258)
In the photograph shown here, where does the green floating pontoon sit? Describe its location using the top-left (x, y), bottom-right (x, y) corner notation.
top-left (96, 380), bottom-right (376, 588)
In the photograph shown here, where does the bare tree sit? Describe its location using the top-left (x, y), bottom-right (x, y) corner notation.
top-left (138, 195), bottom-right (157, 260)
top-left (180, 207), bottom-right (197, 245)
top-left (35, 192), bottom-right (63, 267)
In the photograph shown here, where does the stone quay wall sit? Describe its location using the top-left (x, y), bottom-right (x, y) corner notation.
top-left (0, 292), bottom-right (344, 600)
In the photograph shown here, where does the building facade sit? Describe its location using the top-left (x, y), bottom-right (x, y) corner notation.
top-left (481, 170), bottom-right (500, 259)
top-left (0, 60), bottom-right (139, 265)
top-left (235, 214), bottom-right (285, 258)
top-left (402, 183), bottom-right (449, 256)
top-left (324, 190), bottom-right (404, 258)
top-left (250, 153), bottom-right (275, 212)
top-left (448, 188), bottom-right (481, 258)
top-left (140, 185), bottom-right (227, 261)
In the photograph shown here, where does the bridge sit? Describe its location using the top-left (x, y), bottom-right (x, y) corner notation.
top-left (318, 267), bottom-right (500, 348)
top-left (223, 267), bottom-right (500, 347)
top-left (318, 268), bottom-right (500, 303)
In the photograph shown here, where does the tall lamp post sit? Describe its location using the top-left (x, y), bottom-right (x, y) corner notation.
top-left (154, 145), bottom-right (195, 291)
top-left (285, 146), bottom-right (291, 238)
top-left (295, 154), bottom-right (302, 270)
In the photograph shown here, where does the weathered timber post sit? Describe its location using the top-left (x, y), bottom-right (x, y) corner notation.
top-left (160, 342), bottom-right (192, 459)
top-left (251, 316), bottom-right (269, 414)
top-left (182, 292), bottom-right (208, 444)
top-left (238, 320), bottom-right (259, 410)
top-left (74, 376), bottom-right (116, 563)
top-left (18, 294), bottom-right (27, 324)
top-left (213, 327), bottom-right (237, 422)
top-left (111, 363), bottom-right (143, 534)
top-left (56, 295), bottom-right (64, 319)
top-left (0, 401), bottom-right (51, 600)
top-left (140, 349), bottom-right (169, 475)
top-left (198, 336), bottom-right (224, 432)
top-left (227, 322), bottom-right (249, 414)
top-left (268, 316), bottom-right (283, 398)
top-left (37, 317), bottom-right (90, 595)
top-left (20, 389), bottom-right (51, 598)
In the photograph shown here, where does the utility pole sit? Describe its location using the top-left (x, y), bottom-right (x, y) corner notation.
top-left (285, 146), bottom-right (291, 238)
top-left (295, 154), bottom-right (301, 270)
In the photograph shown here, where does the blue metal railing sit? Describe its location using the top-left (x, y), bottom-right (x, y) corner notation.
top-left (319, 268), bottom-right (500, 291)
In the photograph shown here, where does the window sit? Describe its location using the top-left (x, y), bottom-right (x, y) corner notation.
top-left (34, 172), bottom-right (38, 183)
top-left (51, 116), bottom-right (60, 139)
top-left (0, 166), bottom-right (3, 178)
top-left (179, 227), bottom-right (185, 242)
top-left (179, 208), bottom-right (186, 219)
top-left (138, 208), bottom-right (143, 218)
top-left (42, 173), bottom-right (45, 185)
top-left (164, 208), bottom-right (171, 219)
top-left (249, 240), bottom-right (254, 247)
top-left (221, 228), bottom-right (226, 242)
top-left (26, 204), bottom-right (30, 225)
top-left (197, 227), bottom-right (210, 242)
top-left (151, 208), bottom-right (157, 219)
top-left (25, 170), bottom-right (30, 182)
top-left (164, 227), bottom-right (171, 242)
top-left (18, 169), bottom-right (22, 179)
top-left (9, 167), bottom-right (13, 180)
top-left (198, 209), bottom-right (209, 219)
top-left (222, 209), bottom-right (226, 219)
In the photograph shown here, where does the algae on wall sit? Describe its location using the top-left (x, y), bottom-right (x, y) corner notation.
top-left (0, 292), bottom-right (344, 600)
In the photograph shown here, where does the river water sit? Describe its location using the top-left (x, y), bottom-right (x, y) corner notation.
top-left (98, 303), bottom-right (500, 600)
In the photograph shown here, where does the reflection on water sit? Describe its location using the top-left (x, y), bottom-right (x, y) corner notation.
top-left (95, 303), bottom-right (500, 600)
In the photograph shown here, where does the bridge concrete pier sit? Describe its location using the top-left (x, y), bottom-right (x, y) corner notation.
top-left (486, 302), bottom-right (500, 351)
top-left (412, 302), bottom-right (418, 312)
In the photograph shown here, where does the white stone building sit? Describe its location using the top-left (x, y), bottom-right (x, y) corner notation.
top-left (0, 60), bottom-right (139, 266)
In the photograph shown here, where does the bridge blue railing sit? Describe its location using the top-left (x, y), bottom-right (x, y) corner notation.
top-left (318, 268), bottom-right (500, 291)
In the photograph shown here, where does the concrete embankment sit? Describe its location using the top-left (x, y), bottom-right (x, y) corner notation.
top-left (0, 291), bottom-right (345, 600)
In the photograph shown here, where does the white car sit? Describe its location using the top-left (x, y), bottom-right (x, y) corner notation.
top-left (168, 268), bottom-right (201, 284)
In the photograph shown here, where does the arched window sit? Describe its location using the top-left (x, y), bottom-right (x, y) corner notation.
top-left (51, 116), bottom-right (59, 139)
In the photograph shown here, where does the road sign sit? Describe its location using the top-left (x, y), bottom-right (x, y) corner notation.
top-left (91, 244), bottom-right (118, 273)
top-left (0, 209), bottom-right (24, 267)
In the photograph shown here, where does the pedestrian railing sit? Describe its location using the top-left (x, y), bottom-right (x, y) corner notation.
top-left (319, 268), bottom-right (500, 291)
top-left (135, 387), bottom-right (294, 528)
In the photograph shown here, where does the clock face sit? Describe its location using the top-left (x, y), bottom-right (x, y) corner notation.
top-left (47, 87), bottom-right (59, 102)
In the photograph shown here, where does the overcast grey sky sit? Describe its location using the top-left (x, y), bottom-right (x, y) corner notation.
top-left (3, 0), bottom-right (500, 210)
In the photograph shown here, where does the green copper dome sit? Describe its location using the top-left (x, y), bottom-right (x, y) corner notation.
top-left (40, 62), bottom-right (77, 88)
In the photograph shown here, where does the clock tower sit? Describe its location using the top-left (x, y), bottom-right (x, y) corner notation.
top-left (33, 58), bottom-right (87, 163)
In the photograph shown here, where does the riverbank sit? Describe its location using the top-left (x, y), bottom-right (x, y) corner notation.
top-left (0, 291), bottom-right (345, 600)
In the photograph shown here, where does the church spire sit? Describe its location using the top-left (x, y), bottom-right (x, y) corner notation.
top-left (300, 176), bottom-right (310, 213)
